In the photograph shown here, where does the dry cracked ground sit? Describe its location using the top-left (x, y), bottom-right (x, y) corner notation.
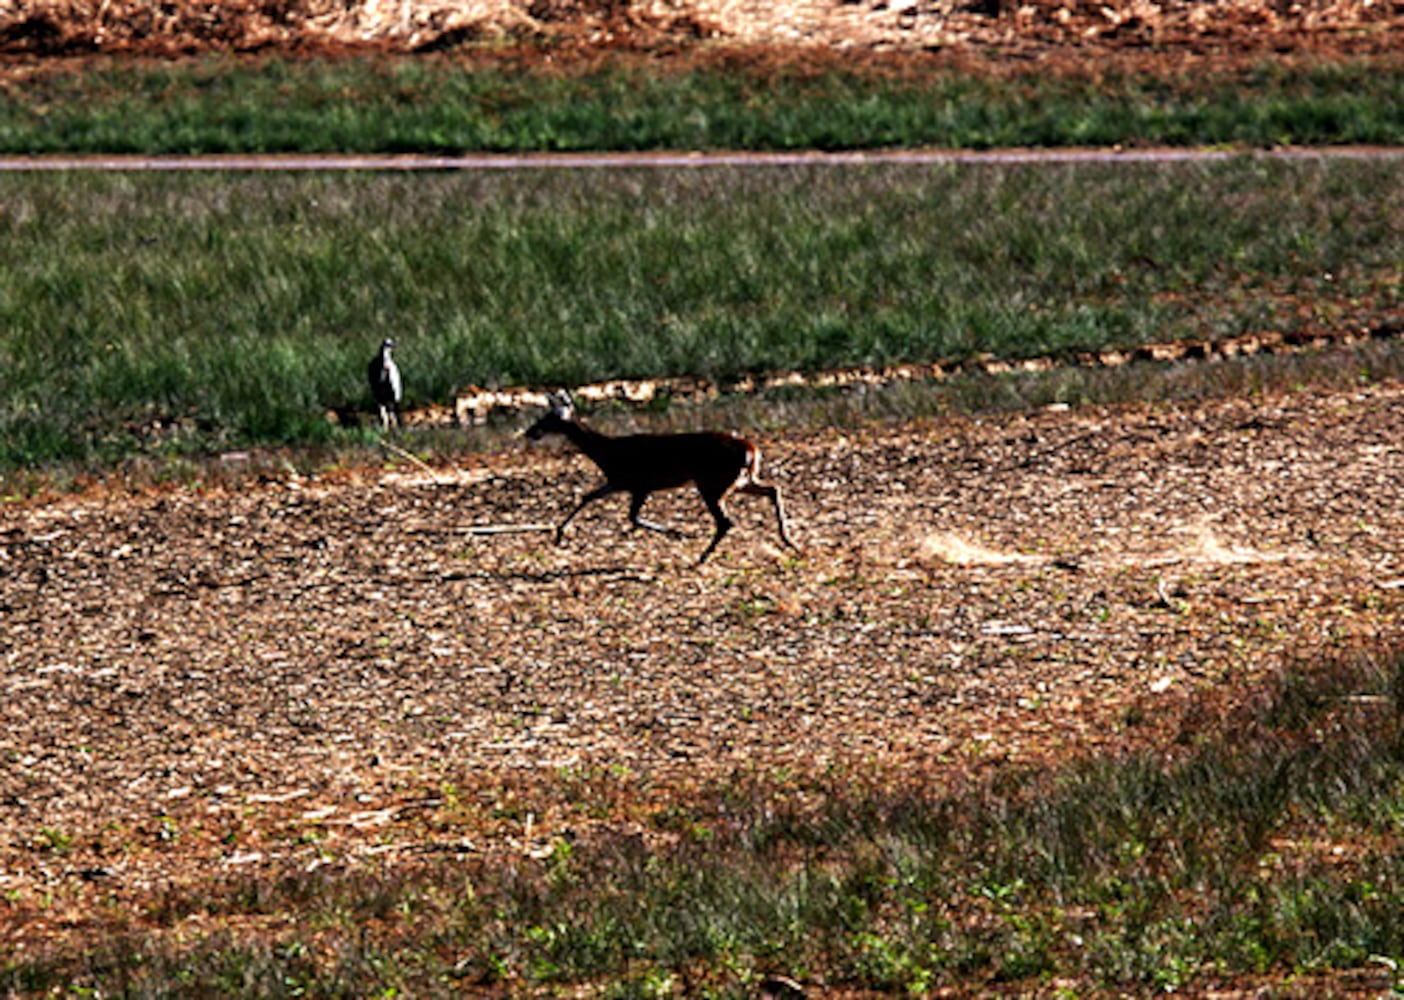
top-left (1, 380), bottom-right (1401, 947)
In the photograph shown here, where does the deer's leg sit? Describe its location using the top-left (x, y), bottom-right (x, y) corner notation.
top-left (556, 483), bottom-right (619, 544)
top-left (628, 492), bottom-right (681, 536)
top-left (737, 480), bottom-right (799, 552)
top-left (696, 491), bottom-right (734, 565)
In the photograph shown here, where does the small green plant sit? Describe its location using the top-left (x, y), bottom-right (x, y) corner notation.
top-left (37, 828), bottom-right (72, 855)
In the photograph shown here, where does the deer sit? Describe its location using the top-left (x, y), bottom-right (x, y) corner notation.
top-left (525, 391), bottom-right (799, 565)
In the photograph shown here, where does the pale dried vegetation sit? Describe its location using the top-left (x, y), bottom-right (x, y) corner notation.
top-left (0, 0), bottom-right (1399, 59)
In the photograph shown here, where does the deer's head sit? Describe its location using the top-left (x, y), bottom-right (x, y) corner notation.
top-left (525, 391), bottom-right (576, 441)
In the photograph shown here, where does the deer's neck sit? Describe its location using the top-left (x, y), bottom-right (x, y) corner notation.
top-left (560, 420), bottom-right (614, 465)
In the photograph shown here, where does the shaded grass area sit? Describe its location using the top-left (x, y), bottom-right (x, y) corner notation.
top-left (7, 645), bottom-right (1401, 996)
top-left (0, 157), bottom-right (1399, 474)
top-left (3, 54), bottom-right (1403, 155)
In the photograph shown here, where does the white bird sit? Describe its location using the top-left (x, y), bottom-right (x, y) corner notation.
top-left (368, 338), bottom-right (402, 430)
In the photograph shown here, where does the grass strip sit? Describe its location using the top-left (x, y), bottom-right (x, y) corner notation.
top-left (1, 157), bottom-right (1399, 473)
top-left (2, 54), bottom-right (1402, 155)
top-left (7, 644), bottom-right (1401, 996)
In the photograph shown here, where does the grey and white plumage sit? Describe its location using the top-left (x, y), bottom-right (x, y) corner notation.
top-left (368, 338), bottom-right (402, 429)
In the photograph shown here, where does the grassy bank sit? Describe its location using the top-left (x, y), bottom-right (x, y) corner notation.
top-left (1, 156), bottom-right (1399, 473)
top-left (4, 54), bottom-right (1403, 155)
top-left (7, 644), bottom-right (1401, 996)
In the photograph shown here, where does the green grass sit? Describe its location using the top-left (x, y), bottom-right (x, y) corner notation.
top-left (3, 54), bottom-right (1403, 154)
top-left (1, 157), bottom-right (1399, 473)
top-left (7, 645), bottom-right (1402, 996)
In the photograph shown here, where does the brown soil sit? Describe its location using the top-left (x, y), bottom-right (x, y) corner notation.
top-left (2, 0), bottom-right (1402, 987)
top-left (2, 380), bottom-right (1400, 958)
top-left (2, 0), bottom-right (1400, 73)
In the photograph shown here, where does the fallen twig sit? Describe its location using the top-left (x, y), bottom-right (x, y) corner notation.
top-left (401, 522), bottom-right (556, 535)
top-left (379, 438), bottom-right (452, 484)
top-left (464, 523), bottom-right (556, 535)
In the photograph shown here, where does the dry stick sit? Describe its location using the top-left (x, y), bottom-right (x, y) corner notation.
top-left (402, 523), bottom-right (555, 535)
top-left (376, 442), bottom-right (570, 536)
top-left (378, 437), bottom-right (451, 483)
top-left (464, 523), bottom-right (555, 535)
top-left (380, 442), bottom-right (554, 535)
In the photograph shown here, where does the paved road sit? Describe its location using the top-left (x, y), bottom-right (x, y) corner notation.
top-left (2, 147), bottom-right (1401, 171)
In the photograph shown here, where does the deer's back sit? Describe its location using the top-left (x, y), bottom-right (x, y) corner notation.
top-left (592, 431), bottom-right (752, 491)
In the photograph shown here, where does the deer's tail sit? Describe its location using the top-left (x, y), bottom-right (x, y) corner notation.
top-left (739, 440), bottom-right (765, 486)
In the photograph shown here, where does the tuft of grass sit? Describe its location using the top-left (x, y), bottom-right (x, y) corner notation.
top-left (0, 157), bottom-right (1399, 474)
top-left (7, 644), bottom-right (1402, 996)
